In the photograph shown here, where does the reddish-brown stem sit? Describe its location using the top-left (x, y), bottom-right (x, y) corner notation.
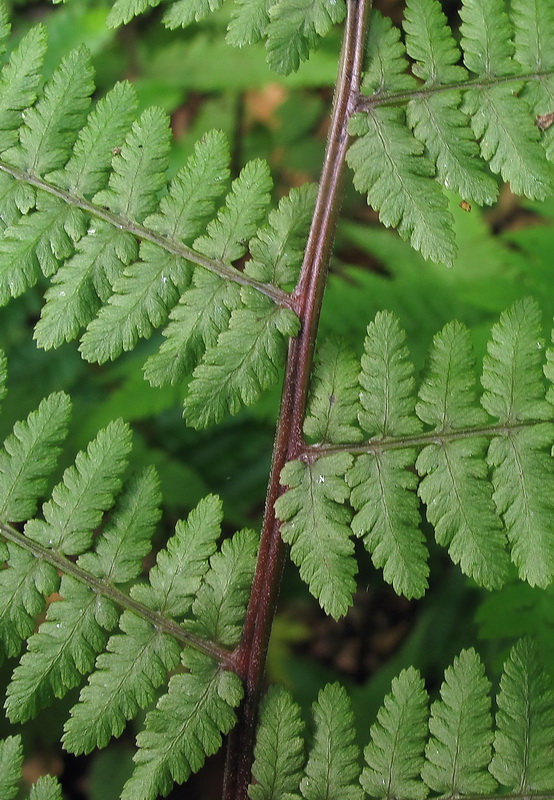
top-left (222, 2), bottom-right (371, 798)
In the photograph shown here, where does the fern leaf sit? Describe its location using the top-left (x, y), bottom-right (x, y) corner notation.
top-left (64, 495), bottom-right (221, 754)
top-left (303, 337), bottom-right (362, 444)
top-left (482, 297), bottom-right (551, 423)
top-left (121, 649), bottom-right (243, 800)
top-left (249, 686), bottom-right (305, 800)
top-left (0, 24), bottom-right (47, 154)
top-left (190, 527), bottom-right (258, 646)
top-left (358, 311), bottom-right (420, 438)
top-left (460, 1), bottom-right (554, 199)
top-left (416, 321), bottom-right (509, 588)
top-left (132, 494), bottom-right (223, 617)
top-left (29, 776), bottom-right (62, 800)
top-left (348, 450), bottom-right (427, 598)
top-left (145, 129), bottom-right (230, 244)
top-left (301, 684), bottom-right (361, 800)
top-left (265, 0), bottom-right (346, 76)
top-left (79, 130), bottom-right (230, 363)
top-left (63, 611), bottom-right (181, 754)
top-left (245, 183), bottom-right (316, 287)
top-left (347, 108), bottom-right (455, 266)
top-left (227, 0), bottom-right (272, 47)
top-left (402, 0), bottom-right (497, 206)
top-left (511, 0), bottom-right (554, 163)
top-left (481, 299), bottom-right (554, 586)
top-left (0, 349), bottom-right (5, 406)
top-left (24, 419), bottom-right (132, 555)
top-left (163, 0), bottom-right (224, 29)
top-left (0, 545), bottom-right (58, 661)
top-left (361, 667), bottom-right (428, 800)
top-left (79, 247), bottom-right (189, 363)
top-left (275, 453), bottom-right (356, 619)
top-left (403, 0), bottom-right (465, 85)
top-left (77, 466), bottom-right (161, 584)
top-left (0, 392), bottom-right (71, 523)
top-left (0, 735), bottom-right (22, 800)
top-left (52, 81), bottom-right (138, 198)
top-left (422, 648), bottom-right (496, 795)
top-left (107, 0), bottom-right (162, 27)
top-left (35, 224), bottom-right (138, 349)
top-left (93, 106), bottom-right (171, 222)
top-left (348, 312), bottom-right (427, 599)
top-left (361, 10), bottom-right (416, 95)
top-left (184, 291), bottom-right (299, 428)
top-left (11, 471), bottom-right (160, 722)
top-left (194, 159), bottom-right (272, 263)
top-left (0, 197), bottom-right (86, 303)
top-left (5, 576), bottom-right (117, 723)
top-left (490, 638), bottom-right (554, 792)
top-left (143, 270), bottom-right (242, 387)
top-left (6, 46), bottom-right (94, 176)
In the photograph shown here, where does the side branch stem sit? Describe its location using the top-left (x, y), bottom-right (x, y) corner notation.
top-left (0, 161), bottom-right (293, 309)
top-left (0, 521), bottom-right (233, 666)
top-left (222, 2), bottom-right (371, 798)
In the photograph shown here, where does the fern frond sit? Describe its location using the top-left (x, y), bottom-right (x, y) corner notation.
top-left (0, 24), bottom-right (47, 155)
top-left (347, 107), bottom-right (455, 266)
top-left (275, 453), bottom-right (356, 619)
top-left (5, 576), bottom-right (117, 723)
top-left (91, 106), bottom-right (171, 225)
top-left (226, 0), bottom-right (272, 47)
top-left (121, 649), bottom-right (243, 800)
top-left (24, 418), bottom-right (132, 554)
top-left (0, 348), bottom-right (5, 406)
top-left (132, 494), bottom-right (223, 617)
top-left (184, 290), bottom-right (299, 429)
top-left (63, 494), bottom-right (222, 753)
top-left (265, 0), bottom-right (346, 75)
top-left (245, 183), bottom-right (317, 287)
top-left (0, 735), bottom-right (23, 800)
top-left (6, 46), bottom-right (94, 176)
top-left (403, 0), bottom-right (498, 205)
top-left (490, 638), bottom-right (554, 792)
top-left (348, 311), bottom-right (427, 599)
top-left (4, 469), bottom-right (162, 723)
top-left (303, 338), bottom-right (362, 445)
top-left (107, 0), bottom-right (162, 28)
top-left (0, 545), bottom-right (58, 661)
top-left (459, 0), bottom-right (554, 199)
top-left (0, 392), bottom-right (71, 523)
top-left (190, 527), bottom-right (258, 646)
top-left (249, 686), bottom-right (305, 800)
top-left (416, 321), bottom-right (509, 588)
top-left (143, 269), bottom-right (242, 388)
top-left (361, 667), bottom-right (428, 800)
top-left (422, 649), bottom-right (496, 795)
top-left (29, 776), bottom-right (62, 800)
top-left (512, 0), bottom-right (554, 161)
top-left (481, 299), bottom-right (554, 586)
top-left (62, 611), bottom-right (182, 754)
top-left (51, 81), bottom-right (138, 199)
top-left (301, 684), bottom-right (362, 800)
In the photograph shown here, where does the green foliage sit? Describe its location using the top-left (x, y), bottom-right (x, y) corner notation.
top-left (275, 453), bottom-right (356, 620)
top-left (248, 641), bottom-right (554, 800)
top-left (277, 299), bottom-right (554, 614)
top-left (0, 385), bottom-right (255, 795)
top-left (0, 1), bottom-right (554, 799)
top-left (361, 667), bottom-right (428, 800)
top-left (249, 686), bottom-right (305, 800)
top-left (347, 1), bottom-right (554, 264)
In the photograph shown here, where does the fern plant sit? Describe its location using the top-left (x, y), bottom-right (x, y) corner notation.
top-left (0, 0), bottom-right (553, 798)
